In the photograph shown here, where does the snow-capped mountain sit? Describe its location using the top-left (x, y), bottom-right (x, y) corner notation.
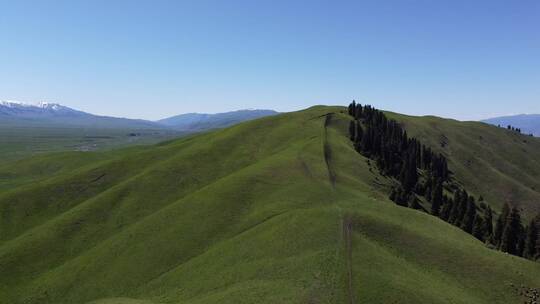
top-left (0, 100), bottom-right (278, 131)
top-left (0, 100), bottom-right (160, 129)
top-left (0, 100), bottom-right (90, 117)
top-left (0, 100), bottom-right (63, 109)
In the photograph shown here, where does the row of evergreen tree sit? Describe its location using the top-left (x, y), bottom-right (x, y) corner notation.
top-left (496, 124), bottom-right (534, 136)
top-left (347, 101), bottom-right (540, 261)
top-left (497, 124), bottom-right (522, 133)
top-left (348, 101), bottom-right (448, 186)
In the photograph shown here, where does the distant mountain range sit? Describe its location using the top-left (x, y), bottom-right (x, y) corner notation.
top-left (157, 109), bottom-right (278, 131)
top-left (482, 114), bottom-right (540, 136)
top-left (5, 100), bottom-right (540, 137)
top-left (0, 100), bottom-right (277, 131)
top-left (0, 100), bottom-right (161, 129)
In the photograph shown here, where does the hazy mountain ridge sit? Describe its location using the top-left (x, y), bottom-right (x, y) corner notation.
top-left (0, 101), bottom-right (279, 162)
top-left (0, 101), bottom-right (86, 116)
top-left (0, 100), bottom-right (278, 131)
top-left (157, 109), bottom-right (278, 130)
top-left (0, 100), bottom-right (161, 129)
top-left (482, 114), bottom-right (540, 136)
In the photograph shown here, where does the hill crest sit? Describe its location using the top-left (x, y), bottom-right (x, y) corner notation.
top-left (1, 105), bottom-right (539, 304)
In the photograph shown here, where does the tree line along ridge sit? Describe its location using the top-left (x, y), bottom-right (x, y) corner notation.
top-left (347, 101), bottom-right (540, 261)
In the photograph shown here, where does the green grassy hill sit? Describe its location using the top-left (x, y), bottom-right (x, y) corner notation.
top-left (1, 106), bottom-right (539, 304)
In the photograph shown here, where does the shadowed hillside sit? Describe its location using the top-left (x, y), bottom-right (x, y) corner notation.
top-left (388, 112), bottom-right (540, 218)
top-left (1, 106), bottom-right (539, 304)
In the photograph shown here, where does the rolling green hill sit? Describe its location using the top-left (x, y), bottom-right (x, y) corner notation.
top-left (1, 106), bottom-right (539, 304)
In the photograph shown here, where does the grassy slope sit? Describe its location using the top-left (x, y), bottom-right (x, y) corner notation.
top-left (0, 106), bottom-right (539, 304)
top-left (387, 112), bottom-right (540, 217)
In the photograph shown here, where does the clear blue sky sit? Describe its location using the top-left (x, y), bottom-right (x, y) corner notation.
top-left (1, 0), bottom-right (538, 120)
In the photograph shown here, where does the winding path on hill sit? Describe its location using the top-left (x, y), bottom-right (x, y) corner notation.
top-left (322, 113), bottom-right (355, 303)
top-left (323, 113), bottom-right (336, 188)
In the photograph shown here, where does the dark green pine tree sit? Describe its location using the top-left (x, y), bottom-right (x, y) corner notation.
top-left (355, 122), bottom-right (363, 143)
top-left (524, 218), bottom-right (538, 259)
top-left (424, 177), bottom-right (433, 202)
top-left (517, 232), bottom-right (526, 257)
top-left (455, 190), bottom-right (469, 226)
top-left (390, 186), bottom-right (408, 207)
top-left (439, 197), bottom-right (453, 222)
top-left (472, 215), bottom-right (485, 242)
top-left (393, 187), bottom-right (409, 207)
top-left (408, 195), bottom-right (422, 210)
top-left (361, 126), bottom-right (374, 154)
top-left (348, 100), bottom-right (356, 116)
top-left (448, 190), bottom-right (462, 224)
top-left (430, 179), bottom-right (443, 216)
top-left (494, 203), bottom-right (511, 247)
top-left (483, 206), bottom-right (494, 243)
top-left (500, 207), bottom-right (523, 255)
top-left (460, 196), bottom-right (476, 233)
top-left (354, 103), bottom-right (363, 119)
top-left (399, 152), bottom-right (418, 193)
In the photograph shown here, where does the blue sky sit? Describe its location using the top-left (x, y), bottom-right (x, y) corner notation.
top-left (0, 0), bottom-right (538, 120)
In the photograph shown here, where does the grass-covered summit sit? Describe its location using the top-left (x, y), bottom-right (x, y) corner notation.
top-left (1, 106), bottom-right (539, 304)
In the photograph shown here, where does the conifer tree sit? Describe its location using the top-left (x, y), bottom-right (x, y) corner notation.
top-left (408, 195), bottom-right (422, 210)
top-left (354, 103), bottom-right (363, 119)
top-left (361, 125), bottom-right (373, 155)
top-left (456, 190), bottom-right (469, 225)
top-left (494, 203), bottom-right (510, 246)
top-left (425, 178), bottom-right (433, 202)
top-left (517, 233), bottom-right (526, 257)
top-left (355, 123), bottom-right (363, 142)
top-left (483, 206), bottom-right (494, 243)
top-left (461, 196), bottom-right (476, 233)
top-left (430, 179), bottom-right (443, 216)
top-left (472, 215), bottom-right (485, 242)
top-left (391, 187), bottom-right (409, 207)
top-left (440, 197), bottom-right (453, 221)
top-left (500, 207), bottom-right (523, 255)
top-left (524, 218), bottom-right (538, 259)
top-left (448, 190), bottom-right (461, 224)
top-left (348, 100), bottom-right (356, 116)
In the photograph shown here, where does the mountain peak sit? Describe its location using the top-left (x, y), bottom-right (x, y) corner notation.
top-left (35, 101), bottom-right (62, 110)
top-left (0, 100), bottom-right (66, 110)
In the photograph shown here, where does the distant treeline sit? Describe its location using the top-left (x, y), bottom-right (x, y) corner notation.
top-left (502, 124), bottom-right (522, 133)
top-left (347, 101), bottom-right (540, 261)
top-left (496, 124), bottom-right (534, 137)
